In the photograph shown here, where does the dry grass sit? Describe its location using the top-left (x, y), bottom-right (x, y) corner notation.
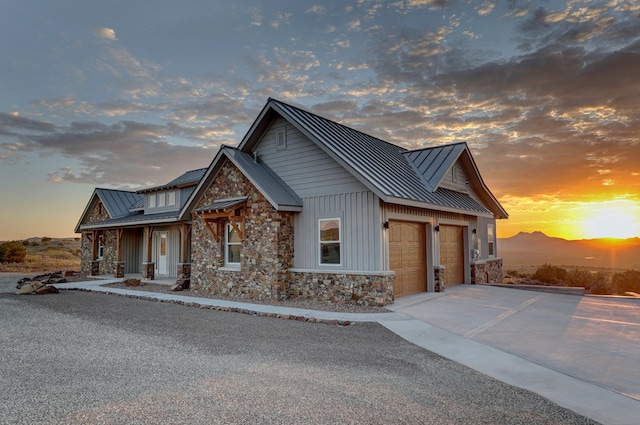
top-left (0, 237), bottom-right (80, 273)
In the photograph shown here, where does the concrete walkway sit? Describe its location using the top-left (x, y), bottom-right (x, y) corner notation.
top-left (54, 280), bottom-right (640, 425)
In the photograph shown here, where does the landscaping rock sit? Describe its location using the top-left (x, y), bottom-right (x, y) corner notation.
top-left (36, 285), bottom-right (59, 295)
top-left (124, 278), bottom-right (141, 286)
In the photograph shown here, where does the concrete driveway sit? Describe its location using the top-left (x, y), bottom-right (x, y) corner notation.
top-left (384, 285), bottom-right (640, 425)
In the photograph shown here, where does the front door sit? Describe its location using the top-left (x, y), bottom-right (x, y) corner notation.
top-left (155, 232), bottom-right (168, 275)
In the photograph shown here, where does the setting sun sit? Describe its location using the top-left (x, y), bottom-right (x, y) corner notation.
top-left (581, 200), bottom-right (640, 240)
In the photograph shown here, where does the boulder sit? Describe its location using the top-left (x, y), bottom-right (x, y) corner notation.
top-left (123, 278), bottom-right (141, 286)
top-left (36, 285), bottom-right (59, 295)
top-left (16, 283), bottom-right (36, 295)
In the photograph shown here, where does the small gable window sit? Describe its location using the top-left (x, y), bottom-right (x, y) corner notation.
top-left (276, 127), bottom-right (287, 150)
top-left (319, 218), bottom-right (341, 265)
top-left (225, 223), bottom-right (242, 267)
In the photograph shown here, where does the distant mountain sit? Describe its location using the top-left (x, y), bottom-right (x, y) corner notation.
top-left (498, 231), bottom-right (640, 270)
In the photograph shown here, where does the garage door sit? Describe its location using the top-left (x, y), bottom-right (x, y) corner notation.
top-left (439, 225), bottom-right (465, 286)
top-left (389, 221), bottom-right (426, 297)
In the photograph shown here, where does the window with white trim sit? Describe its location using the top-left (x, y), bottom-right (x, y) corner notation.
top-left (97, 239), bottom-right (104, 260)
top-left (487, 224), bottom-right (495, 257)
top-left (148, 194), bottom-right (156, 208)
top-left (167, 190), bottom-right (176, 206)
top-left (225, 223), bottom-right (241, 267)
top-left (319, 218), bottom-right (341, 265)
top-left (158, 192), bottom-right (166, 207)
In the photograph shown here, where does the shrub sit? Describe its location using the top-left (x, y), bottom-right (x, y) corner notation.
top-left (0, 241), bottom-right (28, 263)
top-left (532, 264), bottom-right (567, 285)
top-left (611, 270), bottom-right (640, 295)
top-left (585, 272), bottom-right (612, 295)
top-left (565, 269), bottom-right (592, 287)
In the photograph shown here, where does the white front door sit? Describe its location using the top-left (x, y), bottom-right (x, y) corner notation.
top-left (155, 232), bottom-right (168, 275)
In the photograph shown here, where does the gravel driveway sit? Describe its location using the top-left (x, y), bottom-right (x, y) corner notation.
top-left (0, 290), bottom-right (597, 424)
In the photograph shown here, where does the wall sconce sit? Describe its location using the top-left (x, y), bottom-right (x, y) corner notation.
top-left (472, 228), bottom-right (477, 234)
top-left (383, 221), bottom-right (389, 229)
top-left (434, 225), bottom-right (440, 232)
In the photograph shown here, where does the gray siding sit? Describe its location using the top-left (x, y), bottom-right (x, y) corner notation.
top-left (123, 229), bottom-right (143, 274)
top-left (438, 161), bottom-right (469, 192)
top-left (255, 118), bottom-right (369, 197)
top-left (294, 191), bottom-right (383, 271)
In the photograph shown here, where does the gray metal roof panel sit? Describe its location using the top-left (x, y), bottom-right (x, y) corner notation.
top-left (195, 197), bottom-right (248, 213)
top-left (403, 143), bottom-right (466, 190)
top-left (138, 168), bottom-right (206, 193)
top-left (95, 189), bottom-right (143, 218)
top-left (79, 210), bottom-right (181, 229)
top-left (223, 147), bottom-right (303, 209)
top-left (268, 100), bottom-right (489, 211)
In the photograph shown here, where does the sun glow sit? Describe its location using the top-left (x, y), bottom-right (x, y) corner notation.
top-left (581, 200), bottom-right (640, 239)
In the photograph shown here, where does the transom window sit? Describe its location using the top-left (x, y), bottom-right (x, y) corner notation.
top-left (225, 223), bottom-right (241, 267)
top-left (319, 218), bottom-right (341, 265)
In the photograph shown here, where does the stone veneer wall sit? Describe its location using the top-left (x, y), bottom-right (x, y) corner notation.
top-left (471, 258), bottom-right (504, 284)
top-left (288, 271), bottom-right (394, 306)
top-left (190, 161), bottom-right (295, 301)
top-left (79, 199), bottom-right (114, 274)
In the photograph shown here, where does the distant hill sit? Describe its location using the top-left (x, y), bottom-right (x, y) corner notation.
top-left (498, 231), bottom-right (640, 271)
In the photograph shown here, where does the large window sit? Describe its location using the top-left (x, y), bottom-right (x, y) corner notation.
top-left (225, 223), bottom-right (241, 267)
top-left (319, 218), bottom-right (341, 265)
top-left (487, 224), bottom-right (495, 257)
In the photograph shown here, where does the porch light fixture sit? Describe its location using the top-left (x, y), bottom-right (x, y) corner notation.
top-left (434, 225), bottom-right (440, 232)
top-left (383, 221), bottom-right (389, 229)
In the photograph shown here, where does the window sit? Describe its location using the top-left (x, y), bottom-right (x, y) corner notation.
top-left (319, 218), bottom-right (341, 265)
top-left (225, 223), bottom-right (241, 267)
top-left (276, 127), bottom-right (287, 150)
top-left (167, 190), bottom-right (176, 206)
top-left (97, 238), bottom-right (104, 260)
top-left (158, 192), bottom-right (166, 207)
top-left (148, 194), bottom-right (156, 208)
top-left (487, 224), bottom-right (495, 257)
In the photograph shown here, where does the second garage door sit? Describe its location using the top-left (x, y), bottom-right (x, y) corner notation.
top-left (389, 221), bottom-right (426, 297)
top-left (439, 225), bottom-right (465, 287)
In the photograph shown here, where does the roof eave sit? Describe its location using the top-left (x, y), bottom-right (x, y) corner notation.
top-left (385, 196), bottom-right (495, 218)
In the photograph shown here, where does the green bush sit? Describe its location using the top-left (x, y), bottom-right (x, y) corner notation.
top-left (0, 241), bottom-right (28, 263)
top-left (611, 270), bottom-right (640, 295)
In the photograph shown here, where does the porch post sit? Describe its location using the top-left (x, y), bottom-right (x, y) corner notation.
top-left (142, 225), bottom-right (155, 280)
top-left (114, 228), bottom-right (125, 278)
top-left (176, 223), bottom-right (191, 288)
top-left (89, 230), bottom-right (100, 276)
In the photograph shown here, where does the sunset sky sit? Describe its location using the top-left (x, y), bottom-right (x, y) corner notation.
top-left (1, 0), bottom-right (639, 241)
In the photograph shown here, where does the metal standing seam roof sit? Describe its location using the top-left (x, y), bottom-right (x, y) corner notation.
top-left (195, 197), bottom-right (248, 213)
top-left (96, 189), bottom-right (144, 218)
top-left (137, 168), bottom-right (207, 193)
top-left (267, 99), bottom-right (493, 215)
top-left (78, 210), bottom-right (180, 230)
top-left (221, 147), bottom-right (303, 210)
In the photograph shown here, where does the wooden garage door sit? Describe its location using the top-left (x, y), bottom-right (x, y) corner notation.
top-left (440, 225), bottom-right (464, 286)
top-left (389, 221), bottom-right (426, 297)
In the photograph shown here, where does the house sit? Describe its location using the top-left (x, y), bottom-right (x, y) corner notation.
top-left (76, 98), bottom-right (507, 306)
top-left (75, 168), bottom-right (206, 281)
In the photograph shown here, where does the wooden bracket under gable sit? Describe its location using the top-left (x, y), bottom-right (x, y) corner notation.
top-left (200, 205), bottom-right (246, 241)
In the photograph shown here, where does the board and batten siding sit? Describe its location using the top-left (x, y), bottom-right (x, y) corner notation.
top-left (294, 191), bottom-right (383, 271)
top-left (123, 229), bottom-right (143, 274)
top-left (254, 117), bottom-right (368, 197)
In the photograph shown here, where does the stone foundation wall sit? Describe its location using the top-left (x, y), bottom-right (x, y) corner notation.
top-left (471, 258), bottom-right (504, 284)
top-left (190, 161), bottom-right (295, 301)
top-left (289, 271), bottom-right (394, 306)
top-left (434, 265), bottom-right (446, 292)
